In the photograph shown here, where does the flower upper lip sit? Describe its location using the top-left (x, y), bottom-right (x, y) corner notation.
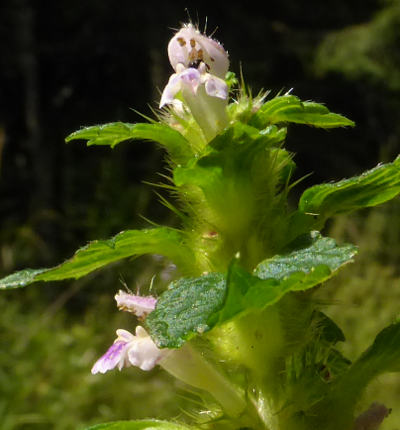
top-left (167, 23), bottom-right (229, 79)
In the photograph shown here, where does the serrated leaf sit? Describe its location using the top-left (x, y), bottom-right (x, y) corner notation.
top-left (146, 273), bottom-right (226, 348)
top-left (298, 156), bottom-right (400, 223)
top-left (84, 420), bottom-right (194, 430)
top-left (254, 231), bottom-right (357, 281)
top-left (173, 122), bottom-right (289, 188)
top-left (219, 262), bottom-right (332, 322)
top-left (147, 233), bottom-right (355, 349)
top-left (66, 122), bottom-right (192, 163)
top-left (0, 228), bottom-right (191, 289)
top-left (249, 95), bottom-right (354, 129)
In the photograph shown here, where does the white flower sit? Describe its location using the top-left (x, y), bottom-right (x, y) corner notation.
top-left (91, 326), bottom-right (168, 374)
top-left (160, 24), bottom-right (230, 141)
top-left (167, 23), bottom-right (229, 78)
top-left (159, 63), bottom-right (228, 109)
top-left (114, 290), bottom-right (157, 318)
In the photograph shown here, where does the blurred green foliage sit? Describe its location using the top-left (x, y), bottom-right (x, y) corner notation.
top-left (0, 270), bottom-right (191, 430)
top-left (320, 200), bottom-right (400, 429)
top-left (315, 0), bottom-right (400, 91)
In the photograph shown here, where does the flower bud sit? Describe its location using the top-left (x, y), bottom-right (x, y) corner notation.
top-left (168, 23), bottom-right (229, 79)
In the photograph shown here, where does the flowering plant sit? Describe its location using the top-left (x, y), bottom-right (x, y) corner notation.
top-left (2, 23), bottom-right (400, 430)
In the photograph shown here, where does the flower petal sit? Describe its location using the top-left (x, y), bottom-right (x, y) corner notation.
top-left (160, 68), bottom-right (201, 108)
top-left (91, 340), bottom-right (129, 374)
top-left (159, 73), bottom-right (182, 108)
top-left (127, 326), bottom-right (169, 371)
top-left (115, 290), bottom-right (157, 318)
top-left (168, 23), bottom-right (229, 78)
top-left (204, 75), bottom-right (228, 100)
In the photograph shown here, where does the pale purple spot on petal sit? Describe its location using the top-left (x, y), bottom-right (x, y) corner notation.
top-left (91, 340), bottom-right (128, 375)
top-left (115, 290), bottom-right (157, 317)
top-left (179, 68), bottom-right (201, 94)
top-left (160, 68), bottom-right (201, 108)
top-left (204, 75), bottom-right (228, 100)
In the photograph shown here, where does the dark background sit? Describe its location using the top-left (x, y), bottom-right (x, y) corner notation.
top-left (1, 0), bottom-right (399, 275)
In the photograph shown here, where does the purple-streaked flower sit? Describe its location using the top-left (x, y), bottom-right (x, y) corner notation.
top-left (160, 24), bottom-right (229, 141)
top-left (91, 326), bottom-right (168, 374)
top-left (160, 63), bottom-right (228, 109)
top-left (167, 23), bottom-right (229, 79)
top-left (115, 290), bottom-right (157, 318)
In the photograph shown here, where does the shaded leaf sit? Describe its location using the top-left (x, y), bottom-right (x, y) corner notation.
top-left (351, 320), bottom-right (400, 376)
top-left (66, 122), bottom-right (192, 163)
top-left (314, 310), bottom-right (346, 344)
top-left (324, 321), bottom-right (400, 415)
top-left (0, 228), bottom-right (191, 289)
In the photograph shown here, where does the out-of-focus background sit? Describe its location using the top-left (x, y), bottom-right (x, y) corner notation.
top-left (0, 1), bottom-right (399, 428)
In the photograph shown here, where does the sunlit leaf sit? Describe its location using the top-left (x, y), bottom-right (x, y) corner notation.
top-left (66, 122), bottom-right (192, 163)
top-left (299, 156), bottom-right (400, 222)
top-left (147, 233), bottom-right (355, 348)
top-left (0, 228), bottom-right (191, 289)
top-left (146, 273), bottom-right (226, 348)
top-left (254, 231), bottom-right (357, 281)
top-left (250, 95), bottom-right (354, 129)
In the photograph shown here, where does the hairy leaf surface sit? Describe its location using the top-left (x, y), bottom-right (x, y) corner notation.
top-left (0, 228), bottom-right (190, 289)
top-left (250, 95), bottom-right (354, 129)
top-left (298, 156), bottom-right (400, 221)
top-left (146, 273), bottom-right (226, 348)
top-left (254, 231), bottom-right (357, 281)
top-left (66, 122), bottom-right (192, 163)
top-left (147, 233), bottom-right (355, 348)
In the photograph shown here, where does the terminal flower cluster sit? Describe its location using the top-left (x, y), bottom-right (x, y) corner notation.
top-left (160, 23), bottom-right (230, 140)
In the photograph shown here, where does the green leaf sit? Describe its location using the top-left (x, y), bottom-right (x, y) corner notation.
top-left (84, 420), bottom-right (194, 430)
top-left (173, 122), bottom-right (288, 189)
top-left (219, 259), bottom-right (338, 323)
top-left (326, 321), bottom-right (400, 412)
top-left (0, 228), bottom-right (191, 289)
top-left (254, 231), bottom-right (357, 282)
top-left (66, 122), bottom-right (192, 163)
top-left (351, 320), bottom-right (400, 376)
top-left (146, 273), bottom-right (226, 348)
top-left (313, 310), bottom-right (346, 344)
top-left (250, 95), bottom-right (355, 129)
top-left (298, 156), bottom-right (400, 222)
top-left (147, 233), bottom-right (355, 349)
